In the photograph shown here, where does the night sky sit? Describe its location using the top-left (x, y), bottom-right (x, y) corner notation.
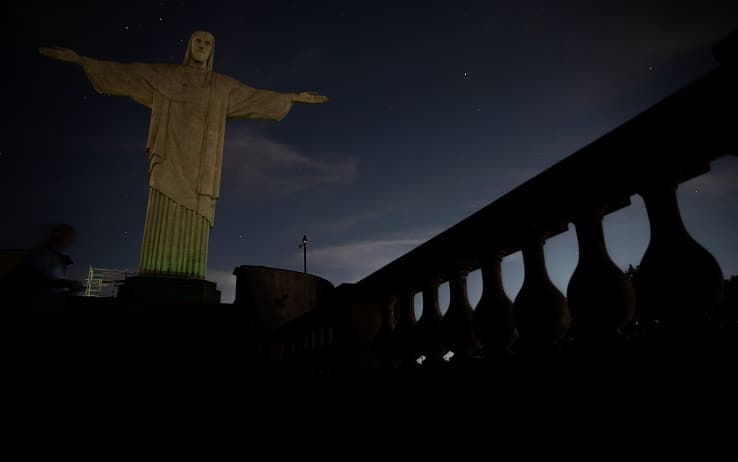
top-left (3, 1), bottom-right (738, 305)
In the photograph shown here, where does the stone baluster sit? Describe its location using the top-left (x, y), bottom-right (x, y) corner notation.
top-left (567, 208), bottom-right (635, 344)
top-left (392, 289), bottom-right (419, 367)
top-left (442, 267), bottom-right (478, 361)
top-left (473, 253), bottom-right (518, 355)
top-left (514, 236), bottom-right (571, 350)
top-left (634, 182), bottom-right (724, 330)
top-left (416, 278), bottom-right (446, 365)
top-left (374, 295), bottom-right (399, 368)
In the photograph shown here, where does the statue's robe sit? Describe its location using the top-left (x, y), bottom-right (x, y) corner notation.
top-left (79, 57), bottom-right (294, 278)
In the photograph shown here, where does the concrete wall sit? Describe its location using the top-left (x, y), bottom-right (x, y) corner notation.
top-left (233, 265), bottom-right (335, 333)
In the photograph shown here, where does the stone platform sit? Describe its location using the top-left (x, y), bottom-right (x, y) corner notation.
top-left (117, 275), bottom-right (221, 304)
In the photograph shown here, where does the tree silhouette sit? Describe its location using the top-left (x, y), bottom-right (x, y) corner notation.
top-left (625, 264), bottom-right (640, 281)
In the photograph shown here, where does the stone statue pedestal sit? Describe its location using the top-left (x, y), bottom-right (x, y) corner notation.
top-left (117, 276), bottom-right (220, 304)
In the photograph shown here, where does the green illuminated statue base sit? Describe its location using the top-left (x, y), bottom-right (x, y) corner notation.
top-left (117, 275), bottom-right (220, 304)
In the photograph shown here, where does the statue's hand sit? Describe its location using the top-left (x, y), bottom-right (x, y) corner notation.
top-left (293, 91), bottom-right (328, 104)
top-left (38, 46), bottom-right (80, 63)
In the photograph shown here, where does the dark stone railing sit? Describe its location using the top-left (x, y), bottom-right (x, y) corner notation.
top-left (265, 31), bottom-right (737, 373)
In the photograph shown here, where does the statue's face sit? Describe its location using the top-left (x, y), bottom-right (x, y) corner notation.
top-left (190, 31), bottom-right (213, 64)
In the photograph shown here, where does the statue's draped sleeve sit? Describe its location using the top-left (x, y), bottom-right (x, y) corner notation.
top-left (226, 82), bottom-right (294, 121)
top-left (79, 57), bottom-right (155, 108)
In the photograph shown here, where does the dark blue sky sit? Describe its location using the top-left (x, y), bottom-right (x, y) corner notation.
top-left (3, 1), bottom-right (737, 304)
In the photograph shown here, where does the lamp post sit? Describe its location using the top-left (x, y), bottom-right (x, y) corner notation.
top-left (299, 235), bottom-right (308, 273)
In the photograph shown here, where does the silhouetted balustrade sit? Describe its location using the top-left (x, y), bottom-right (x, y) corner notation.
top-left (264, 31), bottom-right (736, 372)
top-left (441, 267), bottom-right (478, 360)
top-left (514, 235), bottom-right (571, 350)
top-left (634, 182), bottom-right (724, 330)
top-left (416, 279), bottom-right (446, 365)
top-left (567, 206), bottom-right (636, 343)
top-left (475, 255), bottom-right (517, 355)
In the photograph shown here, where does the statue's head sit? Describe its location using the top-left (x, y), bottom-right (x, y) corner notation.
top-left (184, 30), bottom-right (215, 70)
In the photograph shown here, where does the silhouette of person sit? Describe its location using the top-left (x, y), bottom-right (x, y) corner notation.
top-left (4, 224), bottom-right (85, 310)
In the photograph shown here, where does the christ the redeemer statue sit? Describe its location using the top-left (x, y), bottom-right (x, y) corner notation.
top-left (39, 31), bottom-right (327, 282)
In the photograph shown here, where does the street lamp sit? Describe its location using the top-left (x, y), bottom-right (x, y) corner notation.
top-left (299, 235), bottom-right (308, 273)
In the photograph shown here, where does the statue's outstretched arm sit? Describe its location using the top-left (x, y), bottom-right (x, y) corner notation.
top-left (227, 81), bottom-right (328, 121)
top-left (292, 92), bottom-right (329, 104)
top-left (39, 47), bottom-right (154, 108)
top-left (39, 47), bottom-right (80, 64)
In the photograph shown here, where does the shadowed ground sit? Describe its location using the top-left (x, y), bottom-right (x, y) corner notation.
top-left (7, 298), bottom-right (736, 456)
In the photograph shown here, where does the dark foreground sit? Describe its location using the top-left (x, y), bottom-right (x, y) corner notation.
top-left (7, 300), bottom-right (737, 457)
